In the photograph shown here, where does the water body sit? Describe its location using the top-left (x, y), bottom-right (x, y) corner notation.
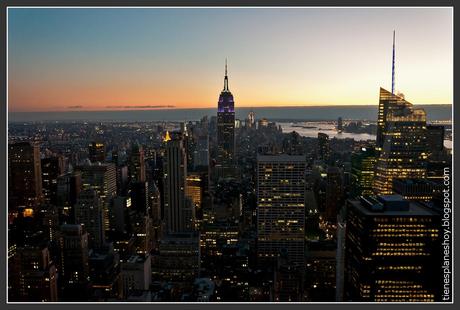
top-left (279, 121), bottom-right (453, 149)
top-left (279, 121), bottom-right (376, 141)
top-left (9, 105), bottom-right (452, 149)
top-left (9, 105), bottom-right (452, 123)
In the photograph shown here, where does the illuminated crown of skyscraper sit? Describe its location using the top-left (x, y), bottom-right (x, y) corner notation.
top-left (217, 59), bottom-right (234, 113)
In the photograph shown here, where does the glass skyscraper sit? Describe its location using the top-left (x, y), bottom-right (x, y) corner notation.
top-left (374, 88), bottom-right (428, 195)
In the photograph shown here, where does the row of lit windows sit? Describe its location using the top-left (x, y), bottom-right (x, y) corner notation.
top-left (377, 285), bottom-right (424, 290)
top-left (372, 252), bottom-right (430, 256)
top-left (377, 265), bottom-right (422, 271)
top-left (370, 233), bottom-right (438, 238)
top-left (373, 228), bottom-right (436, 233)
top-left (378, 242), bottom-right (425, 247)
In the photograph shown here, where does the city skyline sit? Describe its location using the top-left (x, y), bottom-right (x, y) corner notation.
top-left (6, 5), bottom-right (453, 304)
top-left (8, 7), bottom-right (453, 112)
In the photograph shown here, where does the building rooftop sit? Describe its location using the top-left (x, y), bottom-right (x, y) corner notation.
top-left (349, 195), bottom-right (439, 217)
top-left (257, 154), bottom-right (306, 162)
top-left (393, 178), bottom-right (441, 186)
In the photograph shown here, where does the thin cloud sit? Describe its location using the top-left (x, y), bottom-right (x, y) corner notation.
top-left (67, 105), bottom-right (84, 109)
top-left (105, 105), bottom-right (175, 109)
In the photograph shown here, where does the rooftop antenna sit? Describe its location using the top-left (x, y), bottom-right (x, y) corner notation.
top-left (391, 30), bottom-right (395, 95)
top-left (223, 58), bottom-right (229, 91)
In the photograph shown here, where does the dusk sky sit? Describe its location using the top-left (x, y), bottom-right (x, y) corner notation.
top-left (8, 7), bottom-right (453, 112)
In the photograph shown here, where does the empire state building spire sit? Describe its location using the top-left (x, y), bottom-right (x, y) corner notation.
top-left (223, 58), bottom-right (229, 92)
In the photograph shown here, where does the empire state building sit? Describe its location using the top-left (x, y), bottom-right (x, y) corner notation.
top-left (216, 60), bottom-right (235, 178)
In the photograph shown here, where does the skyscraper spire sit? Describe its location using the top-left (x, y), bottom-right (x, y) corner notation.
top-left (223, 58), bottom-right (229, 91)
top-left (392, 30), bottom-right (395, 95)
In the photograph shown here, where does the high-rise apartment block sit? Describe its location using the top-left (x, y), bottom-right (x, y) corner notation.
top-left (256, 154), bottom-right (306, 265)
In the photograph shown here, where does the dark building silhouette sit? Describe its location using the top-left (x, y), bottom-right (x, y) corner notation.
top-left (130, 181), bottom-right (149, 214)
top-left (305, 240), bottom-right (337, 302)
top-left (351, 147), bottom-right (376, 196)
top-left (75, 189), bottom-right (105, 249)
top-left (426, 125), bottom-right (445, 155)
top-left (282, 131), bottom-right (303, 155)
top-left (317, 133), bottom-right (330, 162)
top-left (8, 141), bottom-right (43, 210)
top-left (273, 249), bottom-right (304, 301)
top-left (41, 156), bottom-right (64, 205)
top-left (88, 244), bottom-right (120, 300)
top-left (56, 171), bottom-right (82, 222)
top-left (344, 195), bottom-right (442, 302)
top-left (9, 244), bottom-right (58, 302)
top-left (59, 224), bottom-right (91, 301)
top-left (128, 144), bottom-right (146, 183)
top-left (325, 167), bottom-right (343, 222)
top-left (163, 134), bottom-right (194, 233)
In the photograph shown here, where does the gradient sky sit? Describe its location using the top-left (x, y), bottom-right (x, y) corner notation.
top-left (8, 7), bottom-right (453, 112)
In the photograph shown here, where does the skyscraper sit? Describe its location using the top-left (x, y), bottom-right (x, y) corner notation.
top-left (75, 163), bottom-right (117, 235)
top-left (425, 124), bottom-right (450, 180)
top-left (74, 189), bottom-right (105, 249)
top-left (376, 88), bottom-right (419, 151)
top-left (56, 171), bottom-right (82, 221)
top-left (344, 195), bottom-right (442, 302)
top-left (373, 90), bottom-right (428, 195)
top-left (193, 132), bottom-right (210, 170)
top-left (163, 134), bottom-right (193, 233)
top-left (373, 32), bottom-right (429, 195)
top-left (325, 166), bottom-right (343, 222)
top-left (9, 244), bottom-right (58, 302)
top-left (426, 125), bottom-right (445, 156)
top-left (216, 60), bottom-right (236, 178)
top-left (128, 144), bottom-right (146, 183)
top-left (317, 133), bottom-right (330, 162)
top-left (59, 224), bottom-right (90, 301)
top-left (8, 141), bottom-right (43, 210)
top-left (185, 174), bottom-right (203, 213)
top-left (351, 147), bottom-right (376, 196)
top-left (156, 133), bottom-right (201, 284)
top-left (256, 154), bottom-right (306, 266)
top-left (41, 156), bottom-right (64, 205)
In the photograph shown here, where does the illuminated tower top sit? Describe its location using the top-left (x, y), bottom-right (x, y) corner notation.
top-left (218, 59), bottom-right (234, 113)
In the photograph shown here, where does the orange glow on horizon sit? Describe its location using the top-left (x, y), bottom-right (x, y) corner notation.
top-left (8, 82), bottom-right (452, 113)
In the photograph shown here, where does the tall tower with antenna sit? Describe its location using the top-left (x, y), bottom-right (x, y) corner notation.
top-left (216, 59), bottom-right (236, 178)
top-left (373, 31), bottom-right (428, 195)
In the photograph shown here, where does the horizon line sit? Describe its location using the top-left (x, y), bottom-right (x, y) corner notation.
top-left (9, 103), bottom-right (453, 113)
